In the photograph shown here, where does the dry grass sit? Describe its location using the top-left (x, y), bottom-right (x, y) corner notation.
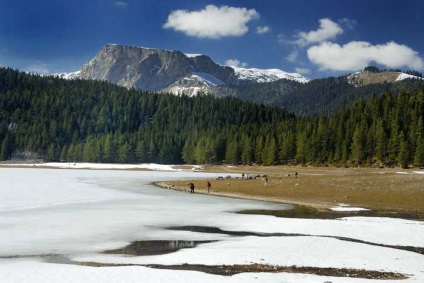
top-left (165, 166), bottom-right (424, 216)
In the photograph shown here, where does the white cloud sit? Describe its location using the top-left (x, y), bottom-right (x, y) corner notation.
top-left (256, 26), bottom-right (270, 34)
top-left (115, 1), bottom-right (128, 8)
top-left (163, 5), bottom-right (259, 39)
top-left (295, 67), bottom-right (310, 75)
top-left (307, 41), bottom-right (424, 71)
top-left (295, 18), bottom-right (343, 46)
top-left (225, 59), bottom-right (249, 68)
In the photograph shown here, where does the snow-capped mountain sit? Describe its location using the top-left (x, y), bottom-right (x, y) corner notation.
top-left (162, 72), bottom-right (225, 97)
top-left (54, 70), bottom-right (81, 80)
top-left (230, 66), bottom-right (309, 84)
top-left (56, 44), bottom-right (308, 96)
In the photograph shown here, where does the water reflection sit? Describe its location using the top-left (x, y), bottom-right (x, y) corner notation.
top-left (103, 240), bottom-right (215, 256)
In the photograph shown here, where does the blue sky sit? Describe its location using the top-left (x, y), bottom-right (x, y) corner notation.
top-left (0, 0), bottom-right (423, 78)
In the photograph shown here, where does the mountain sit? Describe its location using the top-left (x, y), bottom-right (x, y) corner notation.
top-left (347, 69), bottom-right (423, 87)
top-left (55, 45), bottom-right (424, 116)
top-left (58, 44), bottom-right (309, 96)
top-left (231, 66), bottom-right (309, 84)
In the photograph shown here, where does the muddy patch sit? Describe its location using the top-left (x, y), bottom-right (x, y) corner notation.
top-left (76, 262), bottom-right (407, 280)
top-left (146, 263), bottom-right (408, 279)
top-left (237, 205), bottom-right (424, 221)
top-left (103, 240), bottom-right (215, 256)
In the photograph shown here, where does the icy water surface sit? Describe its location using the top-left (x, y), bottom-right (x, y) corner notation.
top-left (0, 168), bottom-right (288, 257)
top-left (1, 167), bottom-right (424, 283)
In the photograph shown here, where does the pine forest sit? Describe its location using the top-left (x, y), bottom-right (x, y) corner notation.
top-left (1, 67), bottom-right (423, 168)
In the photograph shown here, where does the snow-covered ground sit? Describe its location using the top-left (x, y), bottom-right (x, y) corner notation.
top-left (4, 162), bottom-right (190, 171)
top-left (396, 73), bottom-right (424, 81)
top-left (330, 203), bottom-right (370, 212)
top-left (0, 167), bottom-right (423, 283)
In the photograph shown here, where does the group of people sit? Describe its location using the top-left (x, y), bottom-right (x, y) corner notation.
top-left (188, 181), bottom-right (211, 194)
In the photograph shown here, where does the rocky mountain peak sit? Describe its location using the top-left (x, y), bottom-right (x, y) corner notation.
top-left (74, 44), bottom-right (235, 92)
top-left (59, 44), bottom-right (309, 96)
top-left (347, 67), bottom-right (422, 87)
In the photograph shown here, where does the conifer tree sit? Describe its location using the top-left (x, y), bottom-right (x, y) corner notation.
top-left (240, 134), bottom-right (253, 165)
top-left (397, 132), bottom-right (410, 168)
top-left (414, 136), bottom-right (424, 167)
top-left (0, 135), bottom-right (11, 161)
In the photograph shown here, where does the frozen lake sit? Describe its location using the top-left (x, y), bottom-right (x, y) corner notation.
top-left (1, 167), bottom-right (423, 283)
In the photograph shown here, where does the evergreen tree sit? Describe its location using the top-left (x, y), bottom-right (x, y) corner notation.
top-left (414, 136), bottom-right (424, 167)
top-left (0, 135), bottom-right (12, 161)
top-left (240, 134), bottom-right (253, 165)
top-left (225, 139), bottom-right (240, 165)
top-left (263, 134), bottom-right (277, 166)
top-left (0, 67), bottom-right (423, 167)
top-left (397, 131), bottom-right (410, 168)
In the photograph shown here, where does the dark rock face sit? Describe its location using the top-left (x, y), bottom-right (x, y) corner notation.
top-left (76, 44), bottom-right (236, 93)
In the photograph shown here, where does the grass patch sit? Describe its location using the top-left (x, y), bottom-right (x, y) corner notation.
top-left (162, 166), bottom-right (424, 220)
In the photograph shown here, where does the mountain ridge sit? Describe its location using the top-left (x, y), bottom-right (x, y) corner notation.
top-left (56, 44), bottom-right (309, 96)
top-left (53, 44), bottom-right (424, 114)
top-left (1, 66), bottom-right (423, 167)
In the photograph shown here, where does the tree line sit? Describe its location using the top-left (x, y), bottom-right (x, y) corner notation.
top-left (0, 67), bottom-right (423, 168)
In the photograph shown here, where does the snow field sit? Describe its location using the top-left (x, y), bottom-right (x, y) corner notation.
top-left (0, 167), bottom-right (423, 282)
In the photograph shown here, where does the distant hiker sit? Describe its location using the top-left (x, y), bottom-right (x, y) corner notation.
top-left (264, 176), bottom-right (268, 187)
top-left (295, 171), bottom-right (298, 179)
top-left (190, 182), bottom-right (195, 193)
top-left (242, 173), bottom-right (245, 179)
top-left (207, 181), bottom-right (211, 193)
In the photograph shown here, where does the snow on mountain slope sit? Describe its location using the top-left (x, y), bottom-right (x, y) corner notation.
top-left (396, 72), bottom-right (423, 81)
top-left (191, 72), bottom-right (224, 86)
top-left (185, 53), bottom-right (203, 58)
top-left (162, 72), bottom-right (223, 97)
top-left (230, 66), bottom-right (309, 84)
top-left (54, 70), bottom-right (81, 80)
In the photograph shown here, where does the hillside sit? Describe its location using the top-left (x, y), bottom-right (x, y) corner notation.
top-left (55, 45), bottom-right (424, 116)
top-left (213, 75), bottom-right (424, 115)
top-left (270, 75), bottom-right (424, 115)
top-left (347, 69), bottom-right (422, 86)
top-left (1, 67), bottom-right (423, 167)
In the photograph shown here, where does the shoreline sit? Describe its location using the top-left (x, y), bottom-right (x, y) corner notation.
top-left (155, 181), bottom-right (424, 221)
top-left (155, 181), bottom-right (330, 210)
top-left (156, 165), bottom-right (424, 220)
top-left (3, 163), bottom-right (423, 219)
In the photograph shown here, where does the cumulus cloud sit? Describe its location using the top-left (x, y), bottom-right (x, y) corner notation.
top-left (307, 41), bottom-right (424, 71)
top-left (256, 26), bottom-right (270, 34)
top-left (295, 18), bottom-right (343, 46)
top-left (225, 59), bottom-right (249, 68)
top-left (163, 5), bottom-right (259, 39)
